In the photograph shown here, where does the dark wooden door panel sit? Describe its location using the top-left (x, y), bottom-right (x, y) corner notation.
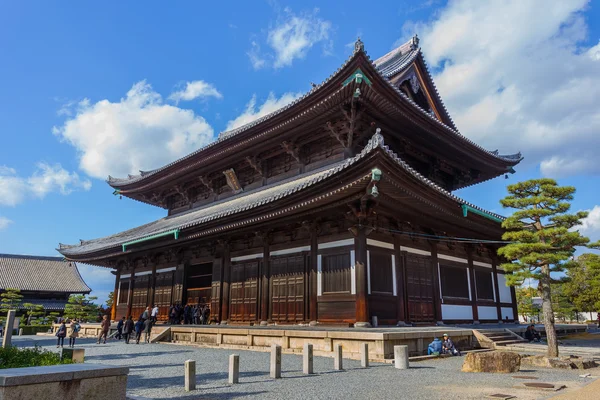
top-left (406, 254), bottom-right (435, 324)
top-left (270, 255), bottom-right (305, 323)
top-left (229, 261), bottom-right (259, 322)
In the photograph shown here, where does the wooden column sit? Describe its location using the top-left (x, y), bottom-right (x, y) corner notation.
top-left (126, 263), bottom-right (136, 318)
top-left (394, 236), bottom-right (406, 324)
top-left (111, 266), bottom-right (121, 321)
top-left (221, 244), bottom-right (231, 323)
top-left (490, 251), bottom-right (503, 322)
top-left (260, 235), bottom-right (271, 323)
top-left (149, 263), bottom-right (157, 307)
top-left (354, 226), bottom-right (370, 327)
top-left (309, 224), bottom-right (318, 322)
top-left (510, 285), bottom-right (518, 322)
top-left (429, 242), bottom-right (443, 323)
top-left (466, 248), bottom-right (479, 323)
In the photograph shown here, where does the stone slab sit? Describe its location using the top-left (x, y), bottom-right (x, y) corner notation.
top-left (0, 364), bottom-right (129, 387)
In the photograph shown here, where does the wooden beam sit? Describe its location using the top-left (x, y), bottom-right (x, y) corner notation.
top-left (326, 121), bottom-right (346, 147)
top-left (466, 247), bottom-right (479, 323)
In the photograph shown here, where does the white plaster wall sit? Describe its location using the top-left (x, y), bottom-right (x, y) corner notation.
top-left (501, 307), bottom-right (514, 320)
top-left (497, 274), bottom-right (513, 303)
top-left (441, 304), bottom-right (473, 320)
top-left (477, 306), bottom-right (498, 320)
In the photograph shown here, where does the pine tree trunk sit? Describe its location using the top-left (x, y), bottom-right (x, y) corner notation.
top-left (540, 267), bottom-right (559, 357)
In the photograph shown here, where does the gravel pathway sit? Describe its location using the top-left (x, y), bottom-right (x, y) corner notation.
top-left (12, 336), bottom-right (597, 400)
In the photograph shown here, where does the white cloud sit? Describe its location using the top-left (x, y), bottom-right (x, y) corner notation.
top-left (248, 8), bottom-right (332, 69)
top-left (53, 80), bottom-right (216, 180)
top-left (168, 80), bottom-right (222, 104)
top-left (405, 0), bottom-right (600, 177)
top-left (579, 205), bottom-right (600, 241)
top-left (225, 92), bottom-right (302, 131)
top-left (0, 217), bottom-right (12, 231)
top-left (0, 163), bottom-right (90, 207)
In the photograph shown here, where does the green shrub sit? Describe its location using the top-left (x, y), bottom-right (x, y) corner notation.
top-left (0, 346), bottom-right (72, 369)
top-left (19, 325), bottom-right (52, 335)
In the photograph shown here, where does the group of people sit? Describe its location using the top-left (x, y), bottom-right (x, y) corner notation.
top-left (115, 305), bottom-right (157, 344)
top-left (427, 334), bottom-right (461, 356)
top-left (524, 324), bottom-right (542, 342)
top-left (168, 303), bottom-right (210, 325)
top-left (54, 319), bottom-right (81, 348)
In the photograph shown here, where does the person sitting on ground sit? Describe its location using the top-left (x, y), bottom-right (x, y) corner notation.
top-left (524, 324), bottom-right (541, 342)
top-left (442, 333), bottom-right (461, 356)
top-left (134, 317), bottom-right (144, 344)
top-left (427, 337), bottom-right (443, 355)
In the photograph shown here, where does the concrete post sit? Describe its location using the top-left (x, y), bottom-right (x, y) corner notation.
top-left (2, 310), bottom-right (15, 348)
top-left (270, 344), bottom-right (281, 379)
top-left (229, 354), bottom-right (239, 384)
top-left (394, 345), bottom-right (409, 370)
top-left (303, 343), bottom-right (313, 374)
top-left (18, 328), bottom-right (23, 336)
top-left (334, 343), bottom-right (343, 370)
top-left (360, 343), bottom-right (369, 368)
top-left (184, 360), bottom-right (196, 391)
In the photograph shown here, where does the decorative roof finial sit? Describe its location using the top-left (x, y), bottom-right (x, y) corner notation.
top-left (354, 37), bottom-right (364, 53)
top-left (410, 34), bottom-right (419, 50)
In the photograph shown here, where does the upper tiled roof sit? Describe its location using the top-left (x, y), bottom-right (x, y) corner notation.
top-left (60, 131), bottom-right (504, 258)
top-left (0, 254), bottom-right (91, 293)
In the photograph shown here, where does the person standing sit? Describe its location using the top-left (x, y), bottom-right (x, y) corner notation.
top-left (56, 321), bottom-right (67, 348)
top-left (97, 315), bottom-right (110, 344)
top-left (116, 317), bottom-right (125, 340)
top-left (203, 305), bottom-right (210, 325)
top-left (123, 316), bottom-right (134, 344)
top-left (169, 304), bottom-right (176, 325)
top-left (134, 317), bottom-right (144, 344)
top-left (151, 304), bottom-right (159, 324)
top-left (143, 318), bottom-right (153, 343)
top-left (68, 319), bottom-right (80, 348)
top-left (141, 306), bottom-right (150, 321)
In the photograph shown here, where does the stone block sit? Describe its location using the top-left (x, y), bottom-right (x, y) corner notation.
top-left (60, 348), bottom-right (85, 363)
top-left (270, 344), bottom-right (281, 379)
top-left (184, 360), bottom-right (196, 391)
top-left (462, 351), bottom-right (521, 373)
top-left (360, 343), bottom-right (369, 368)
top-left (394, 345), bottom-right (409, 370)
top-left (229, 354), bottom-right (239, 384)
top-left (334, 344), bottom-right (343, 370)
top-left (2, 310), bottom-right (15, 348)
top-left (303, 343), bottom-right (313, 374)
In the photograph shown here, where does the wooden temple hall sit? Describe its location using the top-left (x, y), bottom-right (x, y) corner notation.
top-left (59, 36), bottom-right (522, 327)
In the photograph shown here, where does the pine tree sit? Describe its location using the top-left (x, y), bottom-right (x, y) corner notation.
top-left (105, 291), bottom-right (114, 311)
top-left (0, 288), bottom-right (24, 319)
top-left (498, 179), bottom-right (589, 357)
top-left (64, 295), bottom-right (99, 322)
top-left (21, 303), bottom-right (45, 325)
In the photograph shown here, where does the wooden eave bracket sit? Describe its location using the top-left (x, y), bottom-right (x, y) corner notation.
top-left (245, 156), bottom-right (263, 177)
top-left (281, 141), bottom-right (302, 164)
top-left (198, 175), bottom-right (215, 196)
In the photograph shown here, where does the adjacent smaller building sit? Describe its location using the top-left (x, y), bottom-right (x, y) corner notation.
top-left (0, 254), bottom-right (91, 313)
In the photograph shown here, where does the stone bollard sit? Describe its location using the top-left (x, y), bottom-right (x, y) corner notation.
top-left (2, 310), bottom-right (15, 348)
top-left (394, 345), bottom-right (409, 370)
top-left (229, 354), bottom-right (239, 384)
top-left (360, 343), bottom-right (369, 368)
top-left (184, 360), bottom-right (196, 391)
top-left (334, 344), bottom-right (343, 370)
top-left (270, 344), bottom-right (282, 379)
top-left (18, 328), bottom-right (23, 336)
top-left (303, 343), bottom-right (313, 374)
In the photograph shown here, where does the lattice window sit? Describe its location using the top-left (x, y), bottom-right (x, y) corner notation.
top-left (439, 264), bottom-right (470, 300)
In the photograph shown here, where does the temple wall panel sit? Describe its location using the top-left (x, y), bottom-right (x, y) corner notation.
top-left (477, 306), bottom-right (498, 320)
top-left (496, 273), bottom-right (512, 303)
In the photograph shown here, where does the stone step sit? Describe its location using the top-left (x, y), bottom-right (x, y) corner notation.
top-left (487, 334), bottom-right (515, 340)
top-left (494, 339), bottom-right (528, 346)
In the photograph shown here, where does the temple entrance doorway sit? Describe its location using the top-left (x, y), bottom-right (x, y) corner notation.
top-left (270, 254), bottom-right (305, 323)
top-left (185, 263), bottom-right (212, 308)
top-left (405, 253), bottom-right (435, 324)
top-left (229, 260), bottom-right (259, 322)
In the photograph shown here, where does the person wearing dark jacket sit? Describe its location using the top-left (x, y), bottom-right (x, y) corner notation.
top-left (55, 321), bottom-right (67, 348)
top-left (97, 315), bottom-right (110, 344)
top-left (134, 317), bottom-right (144, 344)
top-left (442, 333), bottom-right (461, 356)
top-left (123, 316), bottom-right (134, 344)
top-left (116, 317), bottom-right (125, 340)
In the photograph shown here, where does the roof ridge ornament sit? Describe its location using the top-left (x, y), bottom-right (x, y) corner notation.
top-left (410, 34), bottom-right (419, 50)
top-left (354, 37), bottom-right (364, 53)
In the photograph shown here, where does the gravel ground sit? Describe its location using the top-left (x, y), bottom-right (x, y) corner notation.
top-left (12, 336), bottom-right (597, 400)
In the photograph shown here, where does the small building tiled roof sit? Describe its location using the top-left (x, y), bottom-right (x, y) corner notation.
top-left (0, 254), bottom-right (91, 293)
top-left (59, 132), bottom-right (505, 258)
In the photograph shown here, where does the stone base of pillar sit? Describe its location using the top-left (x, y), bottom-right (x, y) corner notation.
top-left (472, 320), bottom-right (480, 325)
top-left (220, 320), bottom-right (228, 326)
top-left (260, 321), bottom-right (268, 326)
top-left (308, 321), bottom-right (318, 327)
top-left (354, 322), bottom-right (372, 328)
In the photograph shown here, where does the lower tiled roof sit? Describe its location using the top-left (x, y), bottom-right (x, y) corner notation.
top-left (19, 298), bottom-right (70, 311)
top-left (0, 254), bottom-right (91, 293)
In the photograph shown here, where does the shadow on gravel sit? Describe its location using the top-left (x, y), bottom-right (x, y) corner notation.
top-left (87, 350), bottom-right (194, 360)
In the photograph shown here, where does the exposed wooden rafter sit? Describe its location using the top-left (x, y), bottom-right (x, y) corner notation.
top-left (245, 156), bottom-right (263, 178)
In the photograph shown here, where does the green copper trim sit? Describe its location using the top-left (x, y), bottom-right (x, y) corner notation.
top-left (507, 167), bottom-right (516, 174)
top-left (113, 189), bottom-right (121, 196)
top-left (461, 204), bottom-right (503, 223)
top-left (342, 68), bottom-right (372, 87)
top-left (122, 229), bottom-right (180, 252)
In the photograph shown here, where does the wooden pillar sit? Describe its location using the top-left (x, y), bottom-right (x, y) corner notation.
top-left (429, 242), bottom-right (443, 323)
top-left (490, 251), bottom-right (503, 322)
top-left (149, 263), bottom-right (157, 307)
top-left (260, 236), bottom-right (270, 323)
top-left (126, 264), bottom-right (136, 318)
top-left (354, 226), bottom-right (370, 327)
top-left (173, 263), bottom-right (185, 305)
top-left (510, 285), bottom-right (518, 322)
top-left (466, 247), bottom-right (479, 323)
top-left (394, 237), bottom-right (406, 323)
top-left (221, 244), bottom-right (231, 323)
top-left (111, 266), bottom-right (121, 321)
top-left (309, 224), bottom-right (318, 322)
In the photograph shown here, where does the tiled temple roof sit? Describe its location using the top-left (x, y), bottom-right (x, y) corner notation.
top-left (19, 298), bottom-right (71, 311)
top-left (107, 36), bottom-right (521, 189)
top-left (0, 254), bottom-right (91, 293)
top-left (60, 132), bottom-right (504, 258)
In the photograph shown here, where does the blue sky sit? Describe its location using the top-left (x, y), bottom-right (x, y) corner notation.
top-left (1, 1), bottom-right (599, 305)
